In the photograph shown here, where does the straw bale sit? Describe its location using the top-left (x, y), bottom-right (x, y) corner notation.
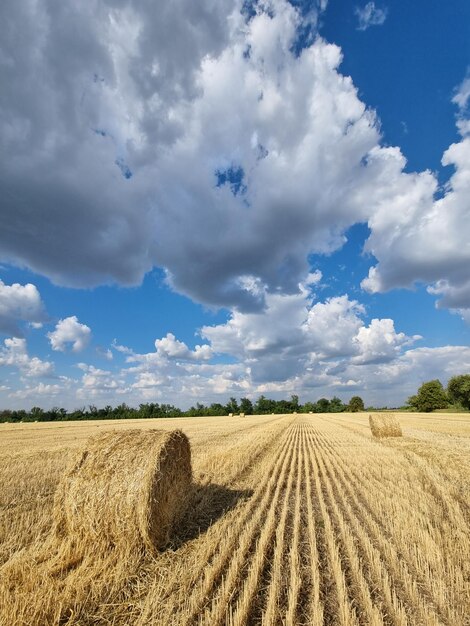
top-left (53, 429), bottom-right (191, 552)
top-left (369, 413), bottom-right (402, 438)
top-left (239, 412), bottom-right (245, 417)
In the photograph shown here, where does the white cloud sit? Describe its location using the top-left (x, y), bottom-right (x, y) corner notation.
top-left (303, 295), bottom-right (365, 358)
top-left (453, 74), bottom-right (470, 137)
top-left (453, 75), bottom-right (470, 112)
top-left (0, 0), bottom-right (389, 312)
top-left (9, 382), bottom-right (62, 399)
top-left (75, 363), bottom-right (128, 400)
top-left (352, 318), bottom-right (421, 364)
top-left (361, 134), bottom-right (470, 312)
top-left (0, 0), bottom-right (234, 289)
top-left (96, 346), bottom-right (113, 360)
top-left (0, 337), bottom-right (54, 377)
top-left (0, 0), bottom-right (467, 324)
top-left (0, 279), bottom-right (47, 335)
top-left (2, 0), bottom-right (466, 319)
top-left (0, 304), bottom-right (463, 410)
top-left (202, 287), bottom-right (419, 384)
top-left (48, 316), bottom-right (91, 353)
top-left (155, 333), bottom-right (212, 361)
top-left (355, 2), bottom-right (388, 31)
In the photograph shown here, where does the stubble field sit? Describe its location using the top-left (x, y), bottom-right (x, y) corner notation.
top-left (0, 412), bottom-right (469, 625)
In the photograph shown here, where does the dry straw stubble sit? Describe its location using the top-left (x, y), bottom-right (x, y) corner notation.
top-left (0, 428), bottom-right (192, 626)
top-left (53, 428), bottom-right (192, 553)
top-left (369, 413), bottom-right (403, 438)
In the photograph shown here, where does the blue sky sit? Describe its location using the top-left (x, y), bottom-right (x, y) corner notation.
top-left (0, 0), bottom-right (469, 409)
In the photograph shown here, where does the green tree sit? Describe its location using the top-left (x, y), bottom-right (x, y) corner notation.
top-left (316, 398), bottom-right (330, 413)
top-left (349, 396), bottom-right (365, 412)
top-left (329, 396), bottom-right (345, 413)
top-left (447, 374), bottom-right (470, 410)
top-left (254, 395), bottom-right (274, 414)
top-left (240, 397), bottom-right (253, 415)
top-left (30, 406), bottom-right (44, 421)
top-left (209, 403), bottom-right (226, 416)
top-left (290, 394), bottom-right (299, 411)
top-left (226, 397), bottom-right (239, 414)
top-left (408, 379), bottom-right (448, 412)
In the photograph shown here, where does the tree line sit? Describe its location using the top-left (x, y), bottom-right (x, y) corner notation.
top-left (406, 374), bottom-right (470, 412)
top-left (0, 394), bottom-right (368, 423)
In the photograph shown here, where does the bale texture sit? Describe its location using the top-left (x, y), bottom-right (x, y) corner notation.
top-left (369, 413), bottom-right (402, 438)
top-left (53, 429), bottom-right (191, 552)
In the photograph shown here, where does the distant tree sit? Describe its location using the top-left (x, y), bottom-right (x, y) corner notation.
top-left (349, 396), bottom-right (365, 412)
top-left (329, 396), bottom-right (345, 413)
top-left (408, 379), bottom-right (448, 412)
top-left (208, 403), bottom-right (226, 416)
top-left (240, 397), bottom-right (253, 415)
top-left (316, 398), bottom-right (330, 413)
top-left (0, 410), bottom-right (11, 422)
top-left (447, 374), bottom-right (470, 410)
top-left (254, 395), bottom-right (274, 414)
top-left (226, 397), bottom-right (239, 414)
top-left (30, 406), bottom-right (44, 421)
top-left (290, 395), bottom-right (299, 412)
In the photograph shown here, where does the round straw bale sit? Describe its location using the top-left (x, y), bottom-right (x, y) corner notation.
top-left (53, 429), bottom-right (191, 552)
top-left (369, 413), bottom-right (402, 438)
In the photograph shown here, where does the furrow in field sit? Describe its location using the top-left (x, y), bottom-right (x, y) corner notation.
top-left (305, 425), bottom-right (387, 626)
top-left (175, 423), bottom-right (298, 626)
top-left (285, 423), bottom-right (304, 626)
top-left (304, 423), bottom-right (359, 626)
top-left (315, 423), bottom-right (468, 623)
top-left (300, 421), bottom-right (324, 626)
top-left (305, 425), bottom-right (402, 626)
top-left (261, 424), bottom-right (303, 626)
top-left (225, 424), bottom-right (301, 626)
top-left (309, 424), bottom-right (456, 625)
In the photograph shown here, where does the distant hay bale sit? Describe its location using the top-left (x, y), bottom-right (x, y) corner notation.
top-left (369, 413), bottom-right (402, 438)
top-left (228, 412), bottom-right (233, 417)
top-left (239, 412), bottom-right (245, 417)
top-left (53, 429), bottom-right (191, 553)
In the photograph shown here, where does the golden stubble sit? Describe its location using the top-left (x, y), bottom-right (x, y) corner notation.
top-left (0, 412), bottom-right (468, 625)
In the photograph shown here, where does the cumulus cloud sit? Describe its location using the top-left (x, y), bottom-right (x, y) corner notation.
top-left (155, 333), bottom-right (212, 361)
top-left (2, 0), bottom-right (466, 317)
top-left (202, 286), bottom-right (420, 383)
top-left (0, 303), bottom-right (465, 410)
top-left (0, 279), bottom-right (47, 335)
top-left (77, 364), bottom-right (123, 397)
top-left (9, 382), bottom-right (62, 399)
top-left (0, 0), bottom-right (233, 288)
top-left (452, 73), bottom-right (470, 140)
top-left (453, 75), bottom-right (470, 112)
top-left (361, 132), bottom-right (470, 312)
top-left (355, 2), bottom-right (388, 31)
top-left (48, 316), bottom-right (91, 352)
top-left (0, 337), bottom-right (54, 377)
top-left (352, 318), bottom-right (421, 364)
top-left (0, 0), bottom-right (418, 312)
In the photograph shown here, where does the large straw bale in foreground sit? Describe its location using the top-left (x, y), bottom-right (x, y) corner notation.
top-left (369, 413), bottom-right (402, 438)
top-left (53, 429), bottom-right (191, 552)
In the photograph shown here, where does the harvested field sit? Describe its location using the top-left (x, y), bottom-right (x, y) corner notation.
top-left (0, 412), bottom-right (469, 625)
